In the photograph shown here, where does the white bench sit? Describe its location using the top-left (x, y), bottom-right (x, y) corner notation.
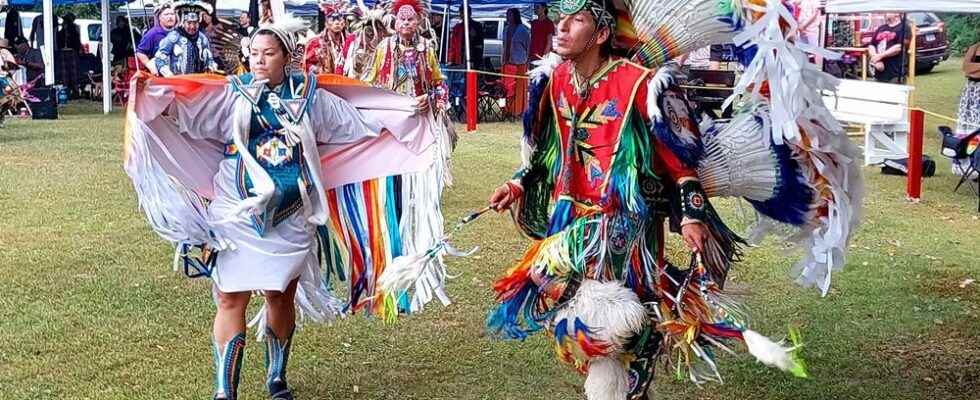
top-left (822, 79), bottom-right (915, 166)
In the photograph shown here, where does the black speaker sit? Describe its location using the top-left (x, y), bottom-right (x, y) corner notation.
top-left (30, 87), bottom-right (58, 120)
top-left (881, 156), bottom-right (936, 177)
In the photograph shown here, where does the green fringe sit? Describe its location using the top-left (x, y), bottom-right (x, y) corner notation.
top-left (517, 114), bottom-right (562, 239)
top-left (607, 109), bottom-right (655, 216)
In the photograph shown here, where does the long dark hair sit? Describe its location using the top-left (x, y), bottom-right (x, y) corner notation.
top-left (253, 30), bottom-right (290, 56)
top-left (506, 8), bottom-right (521, 26)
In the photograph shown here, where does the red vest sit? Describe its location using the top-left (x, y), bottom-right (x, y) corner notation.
top-left (548, 59), bottom-right (650, 211)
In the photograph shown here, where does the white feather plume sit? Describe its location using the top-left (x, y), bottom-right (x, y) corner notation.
top-left (529, 52), bottom-right (563, 82)
top-left (644, 62), bottom-right (679, 122)
top-left (697, 108), bottom-right (779, 201)
top-left (256, 13), bottom-right (309, 53)
top-left (584, 357), bottom-right (630, 400)
top-left (742, 329), bottom-right (804, 374)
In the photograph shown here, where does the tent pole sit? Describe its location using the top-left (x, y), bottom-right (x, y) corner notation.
top-left (899, 13), bottom-right (907, 84)
top-left (462, 0), bottom-right (471, 70)
top-left (43, 0), bottom-right (55, 86)
top-left (102, 0), bottom-right (111, 114)
top-left (125, 2), bottom-right (141, 73)
top-left (463, 0), bottom-right (477, 131)
top-left (439, 4), bottom-right (448, 63)
top-left (907, 24), bottom-right (917, 90)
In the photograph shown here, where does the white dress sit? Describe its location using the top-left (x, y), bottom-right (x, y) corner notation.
top-left (125, 71), bottom-right (443, 325)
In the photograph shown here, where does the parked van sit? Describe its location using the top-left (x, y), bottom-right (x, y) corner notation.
top-left (77, 18), bottom-right (103, 56)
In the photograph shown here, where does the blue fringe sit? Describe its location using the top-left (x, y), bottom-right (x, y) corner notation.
top-left (610, 168), bottom-right (648, 218)
top-left (385, 176), bottom-right (403, 258)
top-left (735, 44), bottom-right (759, 67)
top-left (316, 225), bottom-right (348, 285)
top-left (553, 318), bottom-right (570, 344)
top-left (342, 183), bottom-right (371, 312)
top-left (747, 132), bottom-right (816, 226)
top-left (546, 199), bottom-right (575, 236)
top-left (485, 284), bottom-right (546, 341)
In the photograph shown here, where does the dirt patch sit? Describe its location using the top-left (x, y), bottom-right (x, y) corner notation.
top-left (872, 318), bottom-right (980, 399)
top-left (915, 267), bottom-right (980, 301)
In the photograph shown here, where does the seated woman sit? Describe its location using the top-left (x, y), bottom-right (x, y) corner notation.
top-left (953, 40), bottom-right (980, 176)
top-left (0, 38), bottom-right (26, 124)
top-left (0, 38), bottom-right (19, 86)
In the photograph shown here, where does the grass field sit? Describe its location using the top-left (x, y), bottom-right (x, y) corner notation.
top-left (1, 59), bottom-right (978, 400)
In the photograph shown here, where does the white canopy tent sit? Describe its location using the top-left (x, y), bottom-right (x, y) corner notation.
top-left (825, 0), bottom-right (980, 13)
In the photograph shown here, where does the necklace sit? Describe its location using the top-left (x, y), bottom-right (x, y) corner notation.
top-left (570, 57), bottom-right (610, 99)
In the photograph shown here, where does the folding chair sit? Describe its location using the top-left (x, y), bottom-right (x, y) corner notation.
top-left (477, 75), bottom-right (506, 123)
top-left (970, 151), bottom-right (980, 212)
top-left (112, 57), bottom-right (139, 106)
top-left (938, 126), bottom-right (980, 190)
top-left (938, 125), bottom-right (980, 211)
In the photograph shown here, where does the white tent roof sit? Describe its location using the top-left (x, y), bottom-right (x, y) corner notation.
top-left (826, 0), bottom-right (980, 14)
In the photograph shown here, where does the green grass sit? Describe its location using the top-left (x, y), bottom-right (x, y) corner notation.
top-left (1, 60), bottom-right (978, 399)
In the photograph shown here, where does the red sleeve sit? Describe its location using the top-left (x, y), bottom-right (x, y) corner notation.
top-left (653, 139), bottom-right (699, 182)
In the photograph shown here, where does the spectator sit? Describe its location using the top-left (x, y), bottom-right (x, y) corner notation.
top-left (428, 12), bottom-right (444, 49)
top-left (237, 11), bottom-right (252, 37)
top-left (502, 8), bottom-right (529, 119)
top-left (200, 9), bottom-right (216, 38)
top-left (260, 0), bottom-right (274, 25)
top-left (14, 37), bottom-right (43, 83)
top-left (110, 16), bottom-right (142, 65)
top-left (529, 2), bottom-right (554, 61)
top-left (868, 13), bottom-right (908, 83)
top-left (4, 8), bottom-right (23, 42)
top-left (448, 6), bottom-right (483, 69)
top-left (153, 2), bottom-right (217, 77)
top-left (57, 13), bottom-right (83, 55)
top-left (136, 3), bottom-right (177, 75)
top-left (198, 9), bottom-right (223, 71)
top-left (30, 14), bottom-right (44, 48)
top-left (57, 13), bottom-right (82, 97)
top-left (795, 0), bottom-right (823, 66)
top-left (953, 41), bottom-right (980, 176)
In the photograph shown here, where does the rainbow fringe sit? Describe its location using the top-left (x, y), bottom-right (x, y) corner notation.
top-left (553, 317), bottom-right (614, 373)
top-left (320, 175), bottom-right (408, 318)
